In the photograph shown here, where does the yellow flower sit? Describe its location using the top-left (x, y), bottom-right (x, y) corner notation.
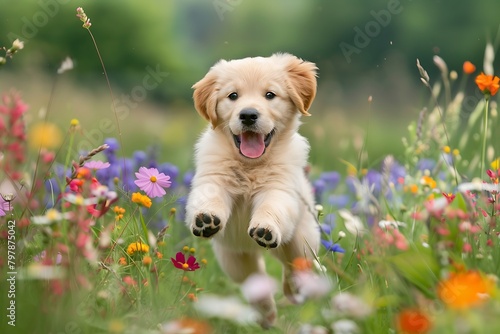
top-left (29, 122), bottom-right (63, 149)
top-left (126, 242), bottom-right (150, 256)
top-left (491, 158), bottom-right (500, 170)
top-left (131, 192), bottom-right (152, 208)
top-left (70, 118), bottom-right (79, 126)
top-left (443, 146), bottom-right (451, 154)
top-left (421, 175), bottom-right (436, 189)
top-left (113, 206), bottom-right (125, 220)
top-left (438, 270), bottom-right (494, 309)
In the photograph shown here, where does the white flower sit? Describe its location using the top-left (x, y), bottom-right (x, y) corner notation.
top-left (458, 181), bottom-right (499, 193)
top-left (293, 271), bottom-right (331, 302)
top-left (331, 319), bottom-right (359, 334)
top-left (378, 220), bottom-right (406, 229)
top-left (194, 294), bottom-right (259, 325)
top-left (332, 292), bottom-right (372, 319)
top-left (338, 209), bottom-right (367, 236)
top-left (241, 274), bottom-right (277, 303)
top-left (11, 39), bottom-right (24, 51)
top-left (297, 324), bottom-right (329, 334)
top-left (31, 209), bottom-right (72, 225)
top-left (57, 56), bottom-right (74, 74)
top-left (64, 193), bottom-right (98, 206)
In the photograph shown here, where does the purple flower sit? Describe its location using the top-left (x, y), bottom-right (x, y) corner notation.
top-left (84, 160), bottom-right (110, 170)
top-left (103, 138), bottom-right (119, 163)
top-left (321, 239), bottom-right (345, 253)
top-left (133, 150), bottom-right (147, 167)
top-left (183, 171), bottom-right (194, 188)
top-left (134, 167), bottom-right (171, 198)
top-left (417, 158), bottom-right (436, 172)
top-left (319, 171), bottom-right (340, 190)
top-left (328, 194), bottom-right (350, 208)
top-left (158, 163), bottom-right (179, 189)
top-left (0, 196), bottom-right (11, 216)
top-left (313, 178), bottom-right (326, 203)
top-left (365, 170), bottom-right (382, 196)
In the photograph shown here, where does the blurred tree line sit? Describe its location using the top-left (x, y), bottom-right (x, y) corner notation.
top-left (1, 0), bottom-right (499, 107)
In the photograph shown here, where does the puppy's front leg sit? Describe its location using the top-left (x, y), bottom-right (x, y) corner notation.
top-left (185, 181), bottom-right (233, 238)
top-left (248, 189), bottom-right (300, 249)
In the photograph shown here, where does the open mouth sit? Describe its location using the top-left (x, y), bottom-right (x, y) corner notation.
top-left (232, 129), bottom-right (275, 159)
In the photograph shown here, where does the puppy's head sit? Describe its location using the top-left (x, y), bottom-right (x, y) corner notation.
top-left (193, 53), bottom-right (317, 159)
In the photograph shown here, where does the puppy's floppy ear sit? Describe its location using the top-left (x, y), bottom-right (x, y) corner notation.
top-left (192, 70), bottom-right (219, 129)
top-left (281, 53), bottom-right (318, 116)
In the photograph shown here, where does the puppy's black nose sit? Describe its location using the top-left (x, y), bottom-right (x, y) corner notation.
top-left (239, 108), bottom-right (259, 126)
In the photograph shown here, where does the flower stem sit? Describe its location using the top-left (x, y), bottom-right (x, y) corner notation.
top-left (480, 98), bottom-right (490, 179)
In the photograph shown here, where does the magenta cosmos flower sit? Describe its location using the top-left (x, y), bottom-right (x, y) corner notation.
top-left (134, 167), bottom-right (171, 198)
top-left (171, 252), bottom-right (200, 271)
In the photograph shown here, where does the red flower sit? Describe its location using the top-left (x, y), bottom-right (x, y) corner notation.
top-left (396, 308), bottom-right (432, 334)
top-left (171, 252), bottom-right (200, 271)
top-left (442, 192), bottom-right (455, 204)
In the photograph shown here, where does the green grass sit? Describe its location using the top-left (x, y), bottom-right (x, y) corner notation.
top-left (3, 17), bottom-right (500, 334)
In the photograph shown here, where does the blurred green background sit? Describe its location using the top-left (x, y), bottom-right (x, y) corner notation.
top-left (1, 0), bottom-right (499, 172)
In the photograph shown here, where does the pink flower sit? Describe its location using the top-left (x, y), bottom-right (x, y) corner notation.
top-left (84, 160), bottom-right (110, 170)
top-left (0, 196), bottom-right (11, 217)
top-left (134, 167), bottom-right (171, 198)
top-left (171, 252), bottom-right (200, 271)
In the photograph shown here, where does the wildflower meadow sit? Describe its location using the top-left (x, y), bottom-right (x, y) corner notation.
top-left (3, 6), bottom-right (500, 334)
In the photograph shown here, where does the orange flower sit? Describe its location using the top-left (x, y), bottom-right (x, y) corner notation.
top-left (475, 72), bottom-right (500, 96)
top-left (437, 270), bottom-right (494, 309)
top-left (396, 308), bottom-right (432, 334)
top-left (118, 257), bottom-right (127, 265)
top-left (142, 255), bottom-right (152, 266)
top-left (463, 61), bottom-right (476, 74)
top-left (292, 257), bottom-right (312, 271)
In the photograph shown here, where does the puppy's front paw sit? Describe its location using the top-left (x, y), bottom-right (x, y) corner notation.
top-left (249, 226), bottom-right (280, 249)
top-left (192, 213), bottom-right (221, 238)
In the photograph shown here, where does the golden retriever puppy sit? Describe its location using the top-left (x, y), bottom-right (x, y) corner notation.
top-left (185, 53), bottom-right (320, 328)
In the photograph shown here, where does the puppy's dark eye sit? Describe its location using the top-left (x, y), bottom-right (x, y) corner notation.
top-left (265, 92), bottom-right (276, 100)
top-left (228, 92), bottom-right (238, 101)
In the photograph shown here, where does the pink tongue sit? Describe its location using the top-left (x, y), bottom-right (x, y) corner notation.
top-left (240, 132), bottom-right (265, 158)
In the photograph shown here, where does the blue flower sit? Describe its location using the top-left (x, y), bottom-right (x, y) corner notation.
top-left (319, 171), bottom-right (340, 190)
top-left (103, 138), bottom-right (120, 163)
top-left (133, 150), bottom-right (147, 168)
top-left (365, 170), bottom-right (382, 196)
top-left (313, 178), bottom-right (326, 203)
top-left (183, 170), bottom-right (194, 188)
top-left (158, 163), bottom-right (179, 189)
top-left (328, 194), bottom-right (350, 208)
top-left (417, 158), bottom-right (436, 172)
top-left (321, 239), bottom-right (345, 253)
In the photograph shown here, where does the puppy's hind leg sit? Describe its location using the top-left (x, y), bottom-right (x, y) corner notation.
top-left (212, 242), bottom-right (277, 329)
top-left (271, 218), bottom-right (320, 304)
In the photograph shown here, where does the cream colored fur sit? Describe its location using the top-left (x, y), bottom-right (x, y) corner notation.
top-left (185, 53), bottom-right (320, 328)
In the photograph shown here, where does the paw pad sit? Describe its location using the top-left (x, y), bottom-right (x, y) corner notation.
top-left (192, 213), bottom-right (221, 238)
top-left (249, 227), bottom-right (278, 248)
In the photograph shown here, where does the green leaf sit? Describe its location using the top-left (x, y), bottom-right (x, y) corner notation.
top-left (389, 245), bottom-right (439, 298)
